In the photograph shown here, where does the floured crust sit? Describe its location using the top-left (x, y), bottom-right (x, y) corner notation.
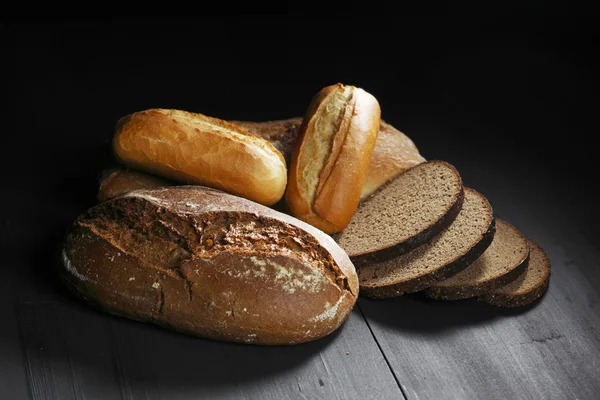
top-left (60, 186), bottom-right (358, 345)
top-left (113, 109), bottom-right (287, 206)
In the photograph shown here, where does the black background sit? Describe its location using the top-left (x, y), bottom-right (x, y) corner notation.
top-left (2, 13), bottom-right (600, 399)
top-left (3, 14), bottom-right (598, 216)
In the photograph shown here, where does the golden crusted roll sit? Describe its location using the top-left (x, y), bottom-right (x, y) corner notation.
top-left (285, 84), bottom-right (381, 234)
top-left (113, 109), bottom-right (287, 205)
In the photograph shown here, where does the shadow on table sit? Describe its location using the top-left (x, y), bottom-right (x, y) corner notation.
top-left (359, 292), bottom-right (543, 335)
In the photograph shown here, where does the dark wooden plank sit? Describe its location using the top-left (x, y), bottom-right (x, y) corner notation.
top-left (360, 163), bottom-right (600, 399)
top-left (0, 269), bottom-right (31, 400)
top-left (104, 308), bottom-right (401, 400)
top-left (11, 297), bottom-right (402, 400)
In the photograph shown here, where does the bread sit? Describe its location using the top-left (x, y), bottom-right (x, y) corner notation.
top-left (357, 188), bottom-right (496, 299)
top-left (480, 239), bottom-right (551, 307)
top-left (335, 161), bottom-right (464, 266)
top-left (60, 186), bottom-right (358, 345)
top-left (285, 83), bottom-right (381, 234)
top-left (112, 109), bottom-right (287, 206)
top-left (97, 168), bottom-right (171, 202)
top-left (232, 118), bottom-right (303, 166)
top-left (235, 118), bottom-right (425, 200)
top-left (101, 116), bottom-right (424, 204)
top-left (359, 120), bottom-right (426, 199)
top-left (424, 219), bottom-right (530, 300)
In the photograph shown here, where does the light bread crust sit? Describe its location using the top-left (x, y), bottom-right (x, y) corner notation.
top-left (60, 186), bottom-right (358, 345)
top-left (360, 120), bottom-right (426, 199)
top-left (100, 117), bottom-right (423, 204)
top-left (113, 109), bottom-right (287, 206)
top-left (285, 84), bottom-right (381, 234)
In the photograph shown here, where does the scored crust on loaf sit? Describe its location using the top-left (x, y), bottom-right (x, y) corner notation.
top-left (61, 186), bottom-right (358, 345)
top-left (335, 161), bottom-right (464, 264)
top-left (357, 188), bottom-right (495, 299)
top-left (424, 219), bottom-right (530, 300)
top-left (480, 239), bottom-right (551, 307)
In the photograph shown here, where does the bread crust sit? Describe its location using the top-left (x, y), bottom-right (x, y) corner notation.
top-left (479, 277), bottom-right (549, 307)
top-left (98, 167), bottom-right (172, 202)
top-left (343, 161), bottom-right (464, 266)
top-left (424, 220), bottom-right (530, 300)
top-left (60, 186), bottom-right (358, 345)
top-left (360, 120), bottom-right (426, 199)
top-left (285, 84), bottom-right (380, 234)
top-left (101, 117), bottom-right (423, 204)
top-left (479, 240), bottom-right (551, 307)
top-left (361, 218), bottom-right (496, 299)
top-left (113, 109), bottom-right (287, 206)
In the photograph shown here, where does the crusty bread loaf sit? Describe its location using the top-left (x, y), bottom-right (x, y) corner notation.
top-left (60, 186), bottom-right (358, 345)
top-left (285, 84), bottom-right (381, 234)
top-left (113, 109), bottom-right (288, 206)
top-left (232, 118), bottom-right (303, 166)
top-left (480, 239), bottom-right (551, 307)
top-left (359, 120), bottom-right (425, 199)
top-left (357, 188), bottom-right (495, 298)
top-left (424, 219), bottom-right (530, 300)
top-left (97, 168), bottom-right (172, 202)
top-left (335, 161), bottom-right (463, 265)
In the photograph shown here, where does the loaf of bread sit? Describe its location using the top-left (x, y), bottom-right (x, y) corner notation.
top-left (60, 186), bottom-right (358, 345)
top-left (100, 117), bottom-right (424, 203)
top-left (285, 84), bottom-right (381, 234)
top-left (97, 168), bottom-right (172, 202)
top-left (113, 109), bottom-right (288, 206)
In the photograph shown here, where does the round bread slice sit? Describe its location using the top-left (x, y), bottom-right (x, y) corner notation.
top-left (357, 188), bottom-right (495, 299)
top-left (423, 219), bottom-right (530, 300)
top-left (335, 161), bottom-right (464, 266)
top-left (480, 239), bottom-right (551, 307)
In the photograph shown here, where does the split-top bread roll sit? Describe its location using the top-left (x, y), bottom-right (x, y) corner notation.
top-left (113, 109), bottom-right (287, 206)
top-left (285, 84), bottom-right (381, 234)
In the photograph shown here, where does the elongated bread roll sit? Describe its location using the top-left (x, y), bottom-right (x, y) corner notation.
top-left (285, 84), bottom-right (381, 234)
top-left (113, 109), bottom-right (287, 205)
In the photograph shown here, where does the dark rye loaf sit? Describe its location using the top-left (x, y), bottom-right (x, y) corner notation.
top-left (335, 161), bottom-right (464, 266)
top-left (60, 186), bottom-right (359, 345)
top-left (424, 219), bottom-right (530, 300)
top-left (357, 188), bottom-right (495, 298)
top-left (480, 239), bottom-right (551, 307)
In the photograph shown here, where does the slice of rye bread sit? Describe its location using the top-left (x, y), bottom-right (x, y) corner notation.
top-left (423, 219), bottom-right (530, 300)
top-left (480, 239), bottom-right (551, 307)
top-left (357, 188), bottom-right (495, 299)
top-left (335, 161), bottom-right (464, 266)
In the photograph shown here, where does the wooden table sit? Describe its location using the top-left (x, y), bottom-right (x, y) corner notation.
top-left (2, 17), bottom-right (599, 399)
